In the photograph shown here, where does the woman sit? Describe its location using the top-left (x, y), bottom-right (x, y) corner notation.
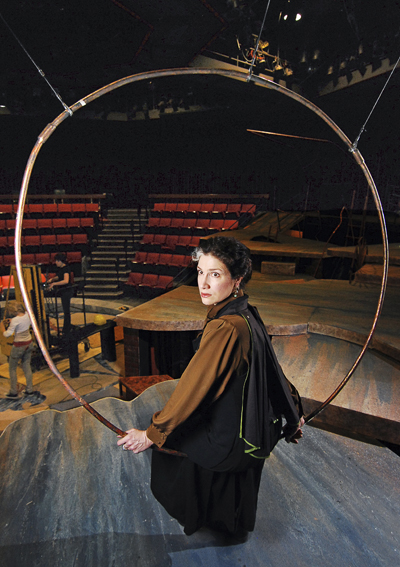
top-left (1, 302), bottom-right (36, 398)
top-left (47, 253), bottom-right (73, 336)
top-left (118, 236), bottom-right (304, 536)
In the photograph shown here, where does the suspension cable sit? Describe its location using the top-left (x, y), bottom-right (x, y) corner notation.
top-left (248, 0), bottom-right (272, 81)
top-left (350, 53), bottom-right (400, 152)
top-left (0, 12), bottom-right (72, 116)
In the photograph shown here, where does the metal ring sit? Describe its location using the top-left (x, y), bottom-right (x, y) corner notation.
top-left (15, 67), bottom-right (388, 430)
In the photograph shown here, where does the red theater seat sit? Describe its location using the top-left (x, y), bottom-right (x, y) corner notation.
top-left (71, 203), bottom-right (86, 215)
top-left (213, 203), bottom-right (227, 216)
top-left (140, 273), bottom-right (159, 288)
top-left (200, 203), bottom-right (214, 214)
top-left (196, 218), bottom-right (211, 230)
top-left (23, 235), bottom-right (41, 248)
top-left (241, 203), bottom-right (256, 215)
top-left (152, 203), bottom-right (165, 214)
top-left (177, 203), bottom-right (190, 215)
top-left (142, 233), bottom-right (155, 245)
top-left (0, 204), bottom-right (13, 215)
top-left (22, 254), bottom-right (35, 264)
top-left (80, 217), bottom-right (94, 228)
top-left (155, 275), bottom-right (174, 290)
top-left (171, 218), bottom-right (184, 230)
top-left (41, 234), bottom-right (57, 247)
top-left (66, 251), bottom-right (82, 263)
top-left (226, 204), bottom-right (241, 217)
top-left (164, 203), bottom-right (177, 214)
top-left (28, 204), bottom-right (44, 217)
top-left (170, 254), bottom-right (186, 267)
top-left (164, 235), bottom-right (179, 250)
top-left (189, 203), bottom-right (201, 215)
top-left (43, 203), bottom-right (58, 216)
top-left (159, 217), bottom-right (172, 229)
top-left (58, 203), bottom-right (72, 216)
top-left (67, 218), bottom-right (81, 229)
top-left (158, 253), bottom-right (172, 265)
top-left (126, 272), bottom-right (143, 287)
top-left (146, 252), bottom-right (159, 265)
top-left (148, 217), bottom-right (160, 228)
top-left (209, 219), bottom-right (225, 231)
top-left (72, 233), bottom-right (88, 245)
top-left (3, 255), bottom-right (15, 266)
top-left (154, 234), bottom-right (167, 246)
top-left (223, 219), bottom-right (239, 230)
top-left (85, 203), bottom-right (99, 214)
top-left (133, 251), bottom-right (147, 264)
top-left (35, 253), bottom-right (51, 265)
top-left (57, 234), bottom-right (73, 246)
top-left (53, 218), bottom-right (67, 230)
top-left (184, 218), bottom-right (197, 230)
top-left (37, 218), bottom-right (53, 231)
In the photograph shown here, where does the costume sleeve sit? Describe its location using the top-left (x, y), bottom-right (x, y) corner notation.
top-left (3, 317), bottom-right (18, 338)
top-left (146, 318), bottom-right (246, 447)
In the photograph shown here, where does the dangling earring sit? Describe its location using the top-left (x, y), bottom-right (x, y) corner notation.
top-left (233, 285), bottom-right (239, 298)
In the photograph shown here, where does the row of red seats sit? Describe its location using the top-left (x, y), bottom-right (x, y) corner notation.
top-left (142, 234), bottom-right (201, 250)
top-left (133, 251), bottom-right (192, 268)
top-left (0, 217), bottom-right (94, 232)
top-left (152, 202), bottom-right (256, 217)
top-left (0, 233), bottom-right (88, 249)
top-left (125, 272), bottom-right (174, 291)
top-left (0, 250), bottom-right (82, 267)
top-left (147, 217), bottom-right (239, 231)
top-left (0, 203), bottom-right (99, 216)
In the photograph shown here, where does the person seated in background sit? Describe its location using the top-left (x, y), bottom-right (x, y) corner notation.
top-left (1, 302), bottom-right (38, 399)
top-left (47, 253), bottom-right (74, 336)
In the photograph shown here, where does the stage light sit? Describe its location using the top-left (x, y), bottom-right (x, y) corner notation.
top-left (295, 13), bottom-right (302, 21)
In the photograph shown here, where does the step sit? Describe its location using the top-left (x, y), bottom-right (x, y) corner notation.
top-left (89, 260), bottom-right (129, 268)
top-left (84, 291), bottom-right (124, 299)
top-left (92, 250), bottom-right (130, 257)
top-left (85, 283), bottom-right (121, 292)
top-left (90, 259), bottom-right (129, 266)
top-left (86, 270), bottom-right (129, 282)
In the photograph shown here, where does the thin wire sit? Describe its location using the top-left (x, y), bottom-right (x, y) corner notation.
top-left (0, 12), bottom-right (73, 116)
top-left (248, 0), bottom-right (272, 81)
top-left (350, 53), bottom-right (400, 151)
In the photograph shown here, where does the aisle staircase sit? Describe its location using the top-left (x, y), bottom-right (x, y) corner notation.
top-left (84, 209), bottom-right (144, 299)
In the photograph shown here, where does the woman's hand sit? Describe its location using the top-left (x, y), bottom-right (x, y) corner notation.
top-left (283, 416), bottom-right (305, 444)
top-left (117, 428), bottom-right (154, 453)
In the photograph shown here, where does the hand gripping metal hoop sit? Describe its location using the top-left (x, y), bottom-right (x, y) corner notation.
top-left (15, 68), bottom-right (389, 437)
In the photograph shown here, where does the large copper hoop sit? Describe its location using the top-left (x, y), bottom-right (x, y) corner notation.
top-left (15, 68), bottom-right (389, 432)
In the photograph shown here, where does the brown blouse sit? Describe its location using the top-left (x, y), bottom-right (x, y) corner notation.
top-left (146, 295), bottom-right (251, 447)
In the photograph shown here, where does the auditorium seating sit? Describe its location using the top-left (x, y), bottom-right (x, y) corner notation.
top-left (0, 200), bottom-right (100, 272)
top-left (126, 200), bottom-right (256, 296)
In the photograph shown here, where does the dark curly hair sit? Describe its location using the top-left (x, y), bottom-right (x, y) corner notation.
top-left (192, 236), bottom-right (252, 288)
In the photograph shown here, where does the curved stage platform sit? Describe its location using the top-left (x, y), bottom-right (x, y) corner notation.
top-left (0, 383), bottom-right (399, 567)
top-left (116, 270), bottom-right (400, 448)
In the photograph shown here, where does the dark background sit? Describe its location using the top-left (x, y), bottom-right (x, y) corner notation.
top-left (1, 1), bottom-right (400, 211)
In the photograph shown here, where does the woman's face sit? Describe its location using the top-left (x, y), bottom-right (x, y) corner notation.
top-left (197, 254), bottom-right (242, 306)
